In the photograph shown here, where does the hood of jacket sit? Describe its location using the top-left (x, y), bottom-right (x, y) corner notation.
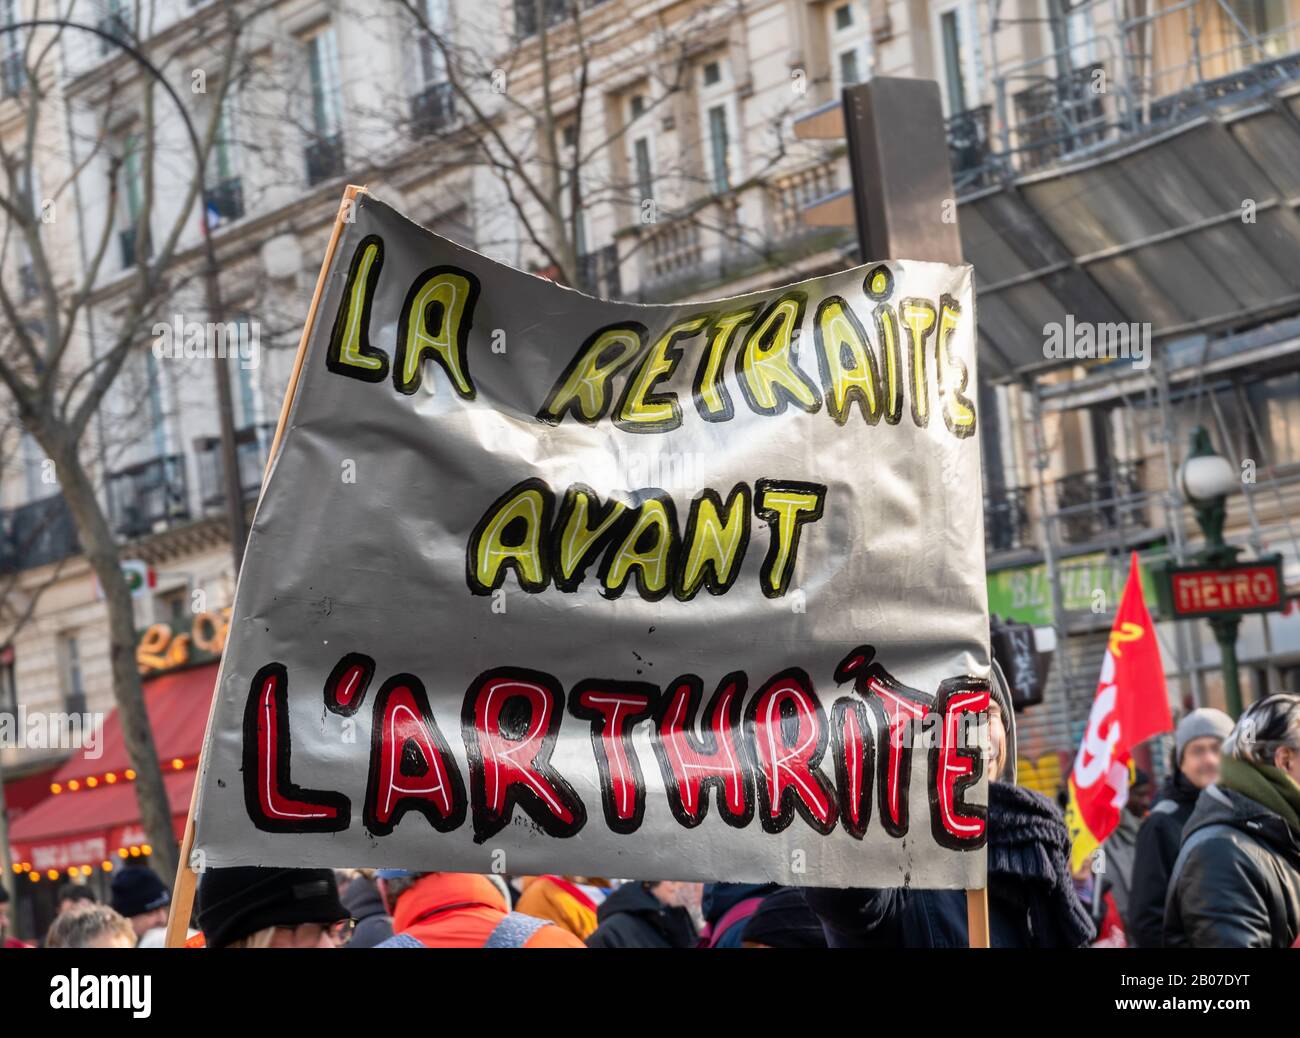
top-left (1184, 784), bottom-right (1300, 869)
top-left (596, 881), bottom-right (667, 923)
top-left (595, 882), bottom-right (696, 943)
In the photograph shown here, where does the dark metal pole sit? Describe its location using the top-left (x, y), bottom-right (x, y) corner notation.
top-left (1210, 615), bottom-right (1244, 717)
top-left (842, 78), bottom-right (964, 265)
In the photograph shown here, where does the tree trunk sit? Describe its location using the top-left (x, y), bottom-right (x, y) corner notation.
top-left (52, 447), bottom-right (180, 884)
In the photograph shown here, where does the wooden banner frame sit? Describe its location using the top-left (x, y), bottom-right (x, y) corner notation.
top-left (165, 185), bottom-right (366, 948)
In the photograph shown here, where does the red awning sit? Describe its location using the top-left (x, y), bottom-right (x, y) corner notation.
top-left (53, 661), bottom-right (220, 784)
top-left (2, 763), bottom-right (61, 821)
top-left (9, 662), bottom-right (218, 873)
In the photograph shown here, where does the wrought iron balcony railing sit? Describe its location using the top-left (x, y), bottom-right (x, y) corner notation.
top-left (204, 176), bottom-right (244, 224)
top-left (0, 495), bottom-right (80, 573)
top-left (194, 424), bottom-right (274, 508)
top-left (106, 454), bottom-right (189, 539)
top-left (411, 81), bottom-right (455, 137)
top-left (305, 133), bottom-right (345, 186)
top-left (575, 244), bottom-right (621, 300)
top-left (0, 52), bottom-right (24, 98)
top-left (1013, 63), bottom-right (1108, 172)
top-left (985, 485), bottom-right (1035, 554)
top-left (1052, 459), bottom-right (1147, 547)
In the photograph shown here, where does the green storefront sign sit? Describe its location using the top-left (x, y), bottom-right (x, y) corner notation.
top-left (988, 551), bottom-right (1161, 627)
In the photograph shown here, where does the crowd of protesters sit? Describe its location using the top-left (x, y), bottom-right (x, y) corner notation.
top-left (2, 692), bottom-right (1295, 950)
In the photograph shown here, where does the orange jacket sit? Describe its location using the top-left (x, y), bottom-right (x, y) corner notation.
top-left (514, 876), bottom-right (608, 940)
top-left (390, 874), bottom-right (584, 948)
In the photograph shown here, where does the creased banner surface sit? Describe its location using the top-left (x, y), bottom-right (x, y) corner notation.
top-left (191, 193), bottom-right (991, 889)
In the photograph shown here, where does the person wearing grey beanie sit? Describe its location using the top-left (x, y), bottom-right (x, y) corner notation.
top-left (1126, 706), bottom-right (1233, 946)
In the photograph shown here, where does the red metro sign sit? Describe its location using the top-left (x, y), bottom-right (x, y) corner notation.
top-left (1161, 557), bottom-right (1285, 619)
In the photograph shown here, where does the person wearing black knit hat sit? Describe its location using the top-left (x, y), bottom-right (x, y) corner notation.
top-left (110, 865), bottom-right (172, 946)
top-left (803, 660), bottom-right (1096, 948)
top-left (198, 867), bottom-right (348, 948)
top-left (740, 888), bottom-right (827, 948)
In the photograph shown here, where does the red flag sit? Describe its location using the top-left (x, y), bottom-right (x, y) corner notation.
top-left (1065, 553), bottom-right (1171, 871)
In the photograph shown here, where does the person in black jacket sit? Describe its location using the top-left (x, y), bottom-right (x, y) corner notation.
top-left (803, 663), bottom-right (1095, 948)
top-left (1164, 693), bottom-right (1300, 948)
top-left (586, 881), bottom-right (700, 948)
top-left (1126, 707), bottom-right (1232, 947)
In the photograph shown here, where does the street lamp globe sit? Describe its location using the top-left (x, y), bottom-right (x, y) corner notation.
top-left (1177, 427), bottom-right (1237, 505)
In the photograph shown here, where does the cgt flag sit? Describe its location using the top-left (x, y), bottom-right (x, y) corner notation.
top-left (1065, 553), bottom-right (1170, 872)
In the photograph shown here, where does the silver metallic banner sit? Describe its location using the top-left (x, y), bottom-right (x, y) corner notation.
top-left (191, 193), bottom-right (990, 889)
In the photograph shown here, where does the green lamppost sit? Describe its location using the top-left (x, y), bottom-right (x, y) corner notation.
top-left (1177, 426), bottom-right (1244, 716)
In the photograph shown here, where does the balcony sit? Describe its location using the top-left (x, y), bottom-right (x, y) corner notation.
top-left (1013, 64), bottom-right (1108, 172)
top-left (767, 159), bottom-right (840, 245)
top-left (1147, 51), bottom-right (1300, 127)
top-left (985, 485), bottom-right (1034, 554)
top-left (947, 104), bottom-right (996, 189)
top-left (106, 455), bottom-right (189, 539)
top-left (0, 496), bottom-right (80, 573)
top-left (575, 244), bottom-right (621, 300)
top-left (515, 0), bottom-right (571, 37)
top-left (1, 52), bottom-right (23, 98)
top-left (194, 424), bottom-right (273, 509)
top-left (18, 262), bottom-right (37, 301)
top-left (411, 82), bottom-right (455, 137)
top-left (118, 226), bottom-right (152, 269)
top-left (305, 133), bottom-right (345, 186)
top-left (1052, 460), bottom-right (1147, 547)
top-left (204, 176), bottom-right (244, 225)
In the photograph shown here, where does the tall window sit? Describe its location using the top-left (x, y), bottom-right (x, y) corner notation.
top-left (1, 0), bottom-right (23, 98)
top-left (829, 2), bottom-right (872, 91)
top-left (707, 105), bottom-right (730, 193)
top-left (59, 633), bottom-right (85, 714)
top-left (416, 0), bottom-right (450, 86)
top-left (209, 96), bottom-right (239, 184)
top-left (698, 56), bottom-right (736, 196)
top-left (633, 136), bottom-right (653, 204)
top-left (116, 133), bottom-right (146, 267)
top-left (940, 10), bottom-right (967, 113)
top-left (304, 27), bottom-right (344, 184)
top-left (205, 93), bottom-right (245, 224)
top-left (0, 647), bottom-right (16, 730)
top-left (306, 27), bottom-right (342, 140)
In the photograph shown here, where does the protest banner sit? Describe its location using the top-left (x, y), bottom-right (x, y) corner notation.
top-left (179, 187), bottom-right (992, 906)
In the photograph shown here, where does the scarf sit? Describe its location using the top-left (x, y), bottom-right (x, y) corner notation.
top-left (988, 782), bottom-right (1096, 947)
top-left (1219, 756), bottom-right (1300, 836)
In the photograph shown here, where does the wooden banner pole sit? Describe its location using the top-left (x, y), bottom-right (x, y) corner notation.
top-left (966, 887), bottom-right (991, 948)
top-left (164, 185), bottom-right (366, 948)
